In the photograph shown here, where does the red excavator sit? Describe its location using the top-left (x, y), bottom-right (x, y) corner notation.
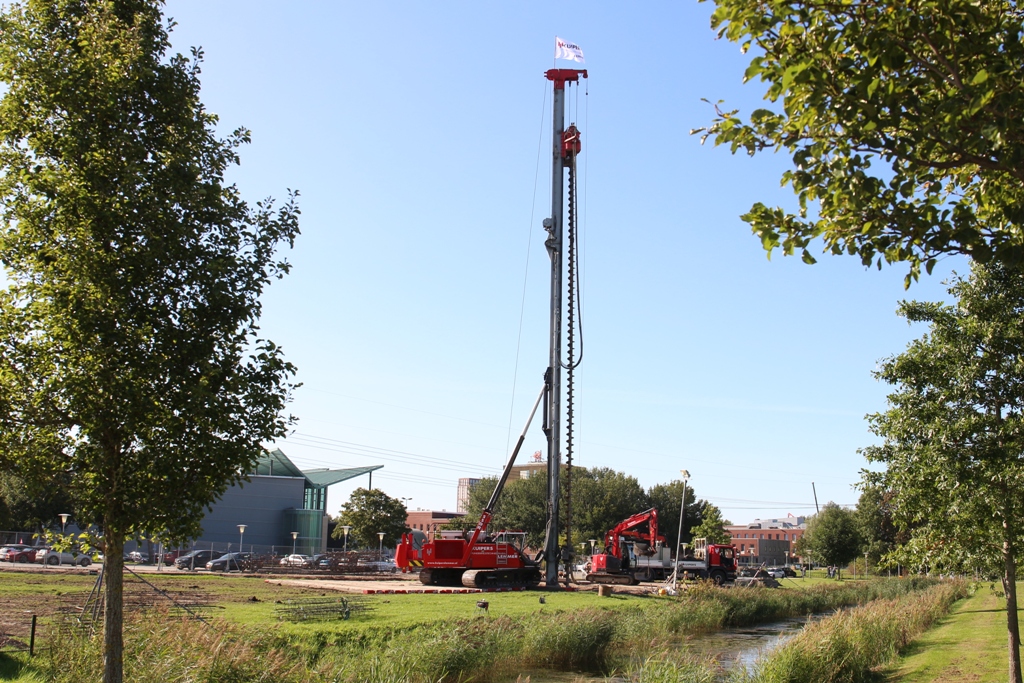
top-left (586, 508), bottom-right (665, 585)
top-left (395, 388), bottom-right (545, 589)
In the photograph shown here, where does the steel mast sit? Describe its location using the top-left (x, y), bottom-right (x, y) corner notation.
top-left (541, 67), bottom-right (587, 588)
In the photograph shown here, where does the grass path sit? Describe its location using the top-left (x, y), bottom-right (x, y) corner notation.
top-left (882, 584), bottom-right (1012, 683)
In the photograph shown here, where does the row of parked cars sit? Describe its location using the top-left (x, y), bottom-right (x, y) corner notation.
top-left (0, 544), bottom-right (94, 566)
top-left (2, 543), bottom-right (399, 573)
top-left (277, 553), bottom-right (396, 572)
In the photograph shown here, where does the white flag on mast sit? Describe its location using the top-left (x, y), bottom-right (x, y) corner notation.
top-left (554, 37), bottom-right (585, 63)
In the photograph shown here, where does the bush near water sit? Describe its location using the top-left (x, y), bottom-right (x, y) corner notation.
top-left (22, 578), bottom-right (945, 683)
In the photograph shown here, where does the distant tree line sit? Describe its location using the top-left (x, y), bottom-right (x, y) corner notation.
top-left (448, 466), bottom-right (730, 553)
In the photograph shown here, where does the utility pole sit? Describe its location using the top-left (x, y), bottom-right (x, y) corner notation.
top-left (811, 482), bottom-right (820, 514)
top-left (541, 68), bottom-right (586, 588)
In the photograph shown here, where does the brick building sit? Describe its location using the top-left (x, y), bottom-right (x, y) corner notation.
top-left (406, 509), bottom-right (465, 535)
top-left (725, 514), bottom-right (806, 566)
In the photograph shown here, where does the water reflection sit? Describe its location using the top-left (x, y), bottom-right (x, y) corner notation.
top-left (522, 612), bottom-right (826, 683)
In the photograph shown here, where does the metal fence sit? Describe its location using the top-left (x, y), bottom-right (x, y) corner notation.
top-left (0, 614), bottom-right (37, 656)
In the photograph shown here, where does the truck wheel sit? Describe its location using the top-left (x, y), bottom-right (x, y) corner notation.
top-left (710, 569), bottom-right (726, 585)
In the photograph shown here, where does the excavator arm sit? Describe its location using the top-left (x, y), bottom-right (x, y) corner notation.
top-left (603, 508), bottom-right (660, 559)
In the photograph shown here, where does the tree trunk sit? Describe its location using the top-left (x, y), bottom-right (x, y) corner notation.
top-left (1003, 516), bottom-right (1022, 683)
top-left (103, 534), bottom-right (124, 683)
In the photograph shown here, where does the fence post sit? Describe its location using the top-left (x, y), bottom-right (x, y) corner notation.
top-left (29, 614), bottom-right (36, 657)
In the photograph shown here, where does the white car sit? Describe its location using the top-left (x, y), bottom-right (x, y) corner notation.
top-left (36, 548), bottom-right (92, 567)
top-left (766, 568), bottom-right (786, 579)
top-left (279, 554), bottom-right (312, 567)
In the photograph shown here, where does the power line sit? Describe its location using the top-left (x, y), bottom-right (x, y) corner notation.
top-left (283, 434), bottom-right (498, 477)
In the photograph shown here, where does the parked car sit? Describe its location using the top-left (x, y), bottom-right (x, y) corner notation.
top-left (358, 559), bottom-right (397, 573)
top-left (126, 550), bottom-right (150, 563)
top-left (315, 555), bottom-right (333, 570)
top-left (36, 548), bottom-right (91, 566)
top-left (1, 544), bottom-right (33, 562)
top-left (279, 554), bottom-right (312, 568)
top-left (206, 552), bottom-right (252, 572)
top-left (7, 547), bottom-right (39, 563)
top-left (158, 549), bottom-right (184, 565)
top-left (766, 568), bottom-right (787, 579)
top-left (174, 550), bottom-right (224, 570)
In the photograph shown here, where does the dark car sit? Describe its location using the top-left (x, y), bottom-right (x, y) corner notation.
top-left (206, 552), bottom-right (252, 572)
top-left (174, 549), bottom-right (223, 570)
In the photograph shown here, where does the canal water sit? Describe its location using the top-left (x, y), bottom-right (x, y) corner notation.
top-left (522, 611), bottom-right (824, 682)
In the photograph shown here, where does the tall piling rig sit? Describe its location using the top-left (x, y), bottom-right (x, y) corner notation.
top-left (395, 68), bottom-right (588, 590)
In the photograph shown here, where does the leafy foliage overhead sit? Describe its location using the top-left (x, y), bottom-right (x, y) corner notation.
top-left (699, 0), bottom-right (1024, 284)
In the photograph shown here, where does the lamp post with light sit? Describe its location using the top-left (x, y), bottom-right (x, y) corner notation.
top-left (238, 524), bottom-right (247, 556)
top-left (673, 470), bottom-right (690, 592)
top-left (377, 532), bottom-right (385, 561)
top-left (588, 539), bottom-right (597, 555)
top-left (340, 525), bottom-right (352, 553)
top-left (58, 514), bottom-right (70, 567)
top-left (291, 531), bottom-right (299, 556)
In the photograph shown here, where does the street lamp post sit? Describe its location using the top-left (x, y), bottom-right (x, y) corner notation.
top-left (588, 539), bottom-right (597, 555)
top-left (58, 514), bottom-right (70, 567)
top-left (291, 531), bottom-right (299, 556)
top-left (341, 525), bottom-right (352, 553)
top-left (377, 532), bottom-right (385, 561)
top-left (673, 470), bottom-right (690, 592)
top-left (238, 524), bottom-right (247, 556)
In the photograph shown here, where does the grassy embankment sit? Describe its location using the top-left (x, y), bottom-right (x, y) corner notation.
top-left (0, 571), bottom-right (940, 683)
top-left (881, 581), bottom-right (1012, 682)
top-left (627, 579), bottom-right (965, 683)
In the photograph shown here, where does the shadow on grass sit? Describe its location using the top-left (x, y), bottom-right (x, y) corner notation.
top-left (0, 652), bottom-right (39, 681)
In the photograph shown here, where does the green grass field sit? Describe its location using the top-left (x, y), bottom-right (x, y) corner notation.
top-left (881, 583), bottom-right (1016, 683)
top-left (0, 569), bottom-right (965, 683)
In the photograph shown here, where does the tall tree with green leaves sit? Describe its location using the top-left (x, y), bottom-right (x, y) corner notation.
top-left (853, 482), bottom-right (904, 570)
top-left (698, 0), bottom-right (1024, 283)
top-left (800, 502), bottom-right (861, 578)
top-left (334, 488), bottom-right (410, 549)
top-left (648, 479), bottom-right (707, 553)
top-left (863, 262), bottom-right (1024, 683)
top-left (0, 2), bottom-right (299, 681)
top-left (455, 467), bottom-right (654, 551)
top-left (689, 503), bottom-right (732, 546)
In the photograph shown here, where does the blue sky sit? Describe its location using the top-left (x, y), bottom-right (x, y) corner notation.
top-left (162, 1), bottom-right (966, 525)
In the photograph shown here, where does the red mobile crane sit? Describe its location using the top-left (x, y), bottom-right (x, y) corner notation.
top-left (586, 508), bottom-right (664, 585)
top-left (395, 387), bottom-right (545, 589)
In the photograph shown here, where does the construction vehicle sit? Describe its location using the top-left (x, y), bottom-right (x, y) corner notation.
top-left (395, 389), bottom-right (545, 589)
top-left (675, 538), bottom-right (738, 585)
top-left (587, 508), bottom-right (668, 585)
